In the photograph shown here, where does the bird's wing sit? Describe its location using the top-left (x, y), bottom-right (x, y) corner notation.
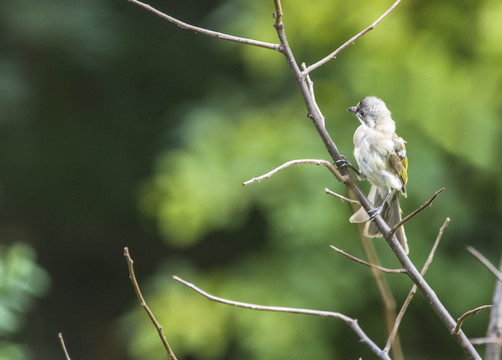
top-left (389, 135), bottom-right (408, 197)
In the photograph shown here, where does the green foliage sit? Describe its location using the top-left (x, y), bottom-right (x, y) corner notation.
top-left (0, 243), bottom-right (50, 336)
top-left (0, 243), bottom-right (50, 359)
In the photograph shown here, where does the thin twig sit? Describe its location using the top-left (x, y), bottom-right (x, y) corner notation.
top-left (470, 336), bottom-right (502, 346)
top-left (128, 0), bottom-right (280, 51)
top-left (173, 275), bottom-right (391, 360)
top-left (303, 0), bottom-right (402, 74)
top-left (243, 159), bottom-right (346, 185)
top-left (301, 62), bottom-right (325, 127)
top-left (325, 188), bottom-right (360, 204)
top-left (389, 188), bottom-right (445, 237)
top-left (384, 218), bottom-right (450, 353)
top-left (453, 305), bottom-right (492, 335)
top-left (58, 332), bottom-right (71, 360)
top-left (467, 246), bottom-right (502, 282)
top-left (124, 247), bottom-right (178, 360)
top-left (330, 245), bottom-right (406, 274)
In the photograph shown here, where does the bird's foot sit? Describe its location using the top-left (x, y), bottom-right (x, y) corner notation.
top-left (335, 156), bottom-right (361, 177)
top-left (367, 204), bottom-right (384, 221)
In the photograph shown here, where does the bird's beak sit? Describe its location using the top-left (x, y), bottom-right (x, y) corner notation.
top-left (347, 106), bottom-right (357, 113)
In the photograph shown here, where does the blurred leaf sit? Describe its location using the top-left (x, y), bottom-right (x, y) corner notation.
top-left (0, 342), bottom-right (29, 360)
top-left (0, 243), bottom-right (50, 336)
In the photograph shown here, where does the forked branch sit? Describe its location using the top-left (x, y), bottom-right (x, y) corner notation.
top-left (302, 0), bottom-right (403, 74)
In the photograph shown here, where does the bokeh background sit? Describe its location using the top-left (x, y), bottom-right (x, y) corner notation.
top-left (1, 0), bottom-right (501, 359)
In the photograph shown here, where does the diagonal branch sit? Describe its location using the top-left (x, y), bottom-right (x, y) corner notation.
top-left (173, 275), bottom-right (391, 360)
top-left (303, 0), bottom-right (402, 74)
top-left (58, 332), bottom-right (71, 360)
top-left (124, 247), bottom-right (178, 360)
top-left (128, 0), bottom-right (280, 51)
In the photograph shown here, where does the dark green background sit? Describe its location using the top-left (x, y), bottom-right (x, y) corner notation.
top-left (1, 0), bottom-right (501, 359)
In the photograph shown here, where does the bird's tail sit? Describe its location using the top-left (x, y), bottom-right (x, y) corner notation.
top-left (349, 186), bottom-right (408, 254)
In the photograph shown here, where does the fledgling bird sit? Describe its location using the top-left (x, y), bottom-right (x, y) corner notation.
top-left (347, 96), bottom-right (409, 254)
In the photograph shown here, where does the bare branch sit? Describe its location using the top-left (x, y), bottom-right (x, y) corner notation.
top-left (485, 254), bottom-right (502, 360)
top-left (384, 218), bottom-right (450, 353)
top-left (124, 247), bottom-right (178, 360)
top-left (389, 188), bottom-right (445, 237)
top-left (273, 0), bottom-right (283, 28)
top-left (128, 0), bottom-right (280, 51)
top-left (453, 305), bottom-right (492, 335)
top-left (243, 159), bottom-right (347, 185)
top-left (173, 275), bottom-right (391, 360)
top-left (470, 336), bottom-right (502, 346)
top-left (330, 245), bottom-right (405, 274)
top-left (467, 246), bottom-right (502, 282)
top-left (325, 188), bottom-right (360, 204)
top-left (58, 332), bottom-right (71, 360)
top-left (303, 0), bottom-right (402, 74)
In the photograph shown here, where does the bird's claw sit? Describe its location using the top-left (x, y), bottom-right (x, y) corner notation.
top-left (367, 209), bottom-right (379, 221)
top-left (335, 156), bottom-right (361, 177)
top-left (335, 155), bottom-right (351, 169)
top-left (367, 204), bottom-right (384, 221)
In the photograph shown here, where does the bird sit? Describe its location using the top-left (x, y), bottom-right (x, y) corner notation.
top-left (346, 96), bottom-right (409, 254)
